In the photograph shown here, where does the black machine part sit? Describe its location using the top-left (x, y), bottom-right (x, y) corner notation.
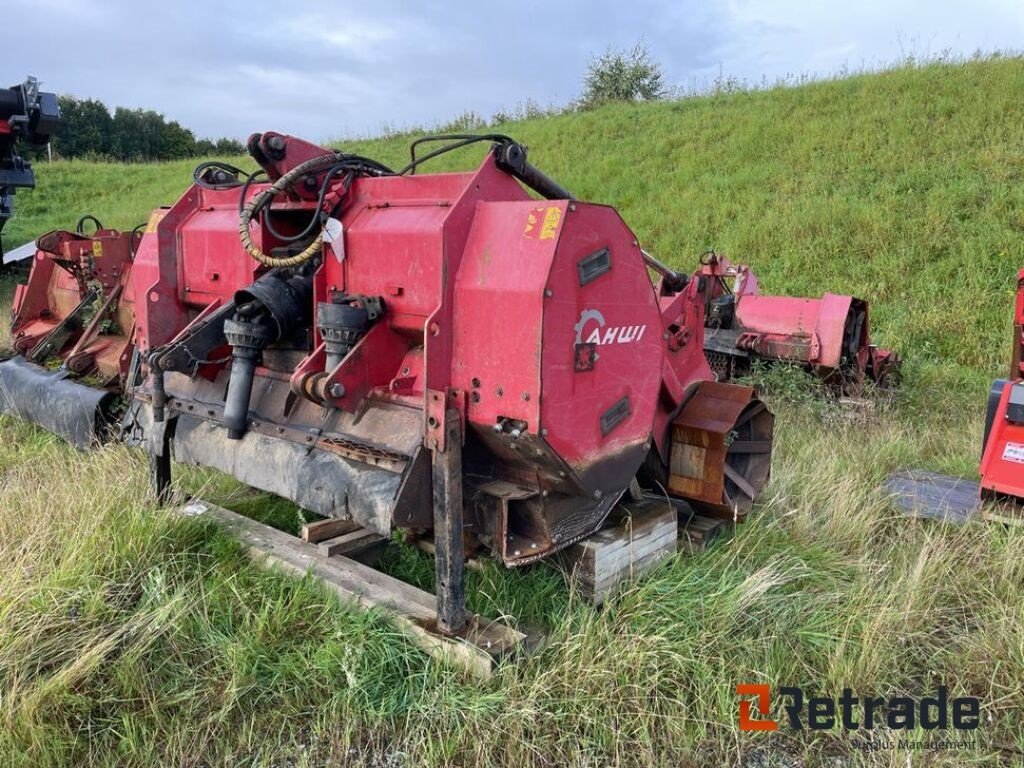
top-left (234, 271), bottom-right (314, 339)
top-left (707, 294), bottom-right (735, 329)
top-left (222, 310), bottom-right (274, 440)
top-left (0, 355), bottom-right (113, 448)
top-left (317, 295), bottom-right (382, 370)
top-left (492, 140), bottom-right (575, 201)
top-left (1004, 381), bottom-right (1024, 425)
top-left (0, 77), bottom-right (60, 146)
top-left (983, 379), bottom-right (1009, 456)
top-left (839, 302), bottom-right (868, 374)
top-left (223, 272), bottom-right (314, 439)
top-left (1, 77), bottom-right (61, 258)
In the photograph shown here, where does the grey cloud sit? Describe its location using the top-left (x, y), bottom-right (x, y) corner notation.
top-left (5, 0), bottom-right (1022, 141)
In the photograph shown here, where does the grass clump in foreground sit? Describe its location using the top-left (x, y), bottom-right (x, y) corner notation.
top-left (1, 55), bottom-right (1024, 766)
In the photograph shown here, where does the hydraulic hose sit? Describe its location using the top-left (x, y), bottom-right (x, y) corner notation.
top-left (237, 153), bottom-right (348, 268)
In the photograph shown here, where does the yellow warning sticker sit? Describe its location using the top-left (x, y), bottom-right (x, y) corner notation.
top-left (145, 209), bottom-right (166, 234)
top-left (524, 209), bottom-right (539, 236)
top-left (524, 205), bottom-right (562, 240)
top-left (539, 206), bottom-right (561, 240)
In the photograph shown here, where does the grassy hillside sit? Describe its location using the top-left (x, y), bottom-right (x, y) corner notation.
top-left (2, 56), bottom-right (1023, 767)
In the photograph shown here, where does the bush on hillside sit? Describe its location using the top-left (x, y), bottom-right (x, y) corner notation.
top-left (436, 110), bottom-right (488, 133)
top-left (579, 42), bottom-right (666, 108)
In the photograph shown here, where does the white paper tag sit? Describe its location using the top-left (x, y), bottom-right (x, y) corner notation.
top-left (323, 217), bottom-right (345, 263)
top-left (1001, 441), bottom-right (1024, 464)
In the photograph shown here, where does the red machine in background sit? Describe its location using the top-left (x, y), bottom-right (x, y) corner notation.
top-left (699, 254), bottom-right (900, 391)
top-left (888, 270), bottom-right (1024, 523)
top-left (1, 220), bottom-right (138, 446)
top-left (979, 268), bottom-right (1024, 502)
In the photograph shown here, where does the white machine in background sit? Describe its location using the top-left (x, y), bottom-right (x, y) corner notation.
top-left (2, 239), bottom-right (35, 267)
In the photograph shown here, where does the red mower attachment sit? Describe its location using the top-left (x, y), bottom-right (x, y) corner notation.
top-left (698, 253), bottom-right (900, 392)
top-left (979, 269), bottom-right (1024, 506)
top-left (128, 133), bottom-right (777, 633)
top-left (0, 220), bottom-right (139, 446)
top-left (888, 270), bottom-right (1021, 524)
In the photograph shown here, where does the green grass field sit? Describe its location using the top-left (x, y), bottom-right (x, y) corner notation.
top-left (2, 56), bottom-right (1023, 767)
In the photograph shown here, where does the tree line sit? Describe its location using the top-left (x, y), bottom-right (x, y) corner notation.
top-left (42, 43), bottom-right (664, 162)
top-left (45, 95), bottom-right (244, 162)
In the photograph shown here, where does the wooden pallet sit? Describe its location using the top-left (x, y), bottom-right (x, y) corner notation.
top-left (176, 501), bottom-right (529, 678)
top-left (301, 516), bottom-right (361, 543)
top-left (558, 498), bottom-right (676, 605)
top-left (558, 496), bottom-right (732, 605)
top-left (677, 508), bottom-right (729, 554)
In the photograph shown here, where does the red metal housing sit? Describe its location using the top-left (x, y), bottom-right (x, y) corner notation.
top-left (979, 269), bottom-right (1024, 501)
top-left (0, 225), bottom-right (138, 446)
top-left (129, 135), bottom-right (774, 584)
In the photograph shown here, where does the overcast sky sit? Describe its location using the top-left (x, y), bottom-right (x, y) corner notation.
top-left (8, 0), bottom-right (1023, 141)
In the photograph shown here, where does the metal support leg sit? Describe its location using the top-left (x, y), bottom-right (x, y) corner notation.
top-left (149, 416), bottom-right (174, 506)
top-left (432, 409), bottom-right (467, 635)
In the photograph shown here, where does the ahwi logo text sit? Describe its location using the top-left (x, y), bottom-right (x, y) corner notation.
top-left (574, 309), bottom-right (647, 346)
top-left (737, 684), bottom-right (980, 731)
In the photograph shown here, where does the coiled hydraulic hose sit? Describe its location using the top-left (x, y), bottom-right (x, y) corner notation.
top-left (238, 150), bottom-right (394, 268)
top-left (237, 153), bottom-right (349, 268)
top-left (237, 135), bottom-right (571, 267)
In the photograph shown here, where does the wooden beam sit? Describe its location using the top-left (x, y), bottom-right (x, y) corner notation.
top-left (726, 439), bottom-right (772, 454)
top-left (558, 498), bottom-right (677, 606)
top-left (175, 500), bottom-right (527, 678)
top-left (301, 517), bottom-right (361, 543)
top-left (723, 462), bottom-right (757, 499)
top-left (318, 528), bottom-right (384, 558)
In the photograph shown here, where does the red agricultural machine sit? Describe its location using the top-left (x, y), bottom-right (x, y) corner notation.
top-left (978, 269), bottom-right (1024, 505)
top-left (125, 132), bottom-right (905, 630)
top-left (122, 133), bottom-right (782, 631)
top-left (0, 221), bottom-right (139, 446)
top-left (888, 270), bottom-right (1024, 524)
top-left (0, 132), bottom-right (902, 632)
top-left (698, 254), bottom-right (899, 391)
